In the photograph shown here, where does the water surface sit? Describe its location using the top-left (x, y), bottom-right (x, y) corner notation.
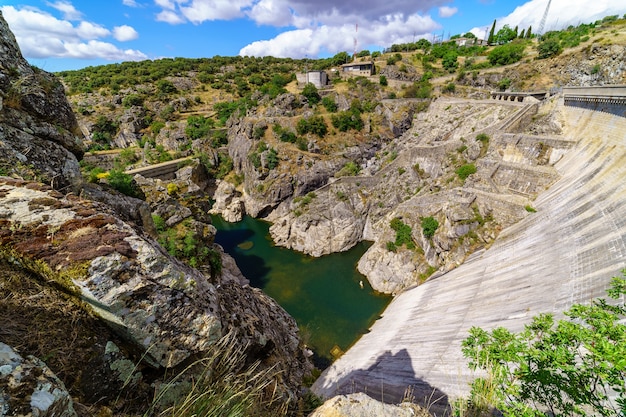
top-left (212, 215), bottom-right (391, 363)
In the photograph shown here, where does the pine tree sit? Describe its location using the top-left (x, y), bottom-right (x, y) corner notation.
top-left (526, 25), bottom-right (532, 39)
top-left (487, 19), bottom-right (496, 44)
top-left (514, 25), bottom-right (518, 38)
top-left (519, 28), bottom-right (526, 39)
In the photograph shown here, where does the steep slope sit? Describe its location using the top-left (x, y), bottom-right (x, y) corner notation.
top-left (312, 97), bottom-right (626, 411)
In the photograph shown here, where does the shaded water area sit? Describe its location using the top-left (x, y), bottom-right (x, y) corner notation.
top-left (212, 215), bottom-right (391, 364)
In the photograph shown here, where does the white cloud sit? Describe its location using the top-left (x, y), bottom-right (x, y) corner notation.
top-left (156, 9), bottom-right (186, 24)
top-left (438, 6), bottom-right (458, 18)
top-left (113, 25), bottom-right (139, 41)
top-left (76, 21), bottom-right (110, 39)
top-left (246, 0), bottom-right (294, 26)
top-left (122, 0), bottom-right (140, 6)
top-left (179, 0), bottom-right (251, 22)
top-left (470, 0), bottom-right (626, 36)
top-left (240, 14), bottom-right (440, 57)
top-left (46, 0), bottom-right (82, 20)
top-left (0, 5), bottom-right (147, 63)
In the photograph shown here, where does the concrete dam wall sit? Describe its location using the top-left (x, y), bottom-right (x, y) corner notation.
top-left (312, 98), bottom-right (626, 411)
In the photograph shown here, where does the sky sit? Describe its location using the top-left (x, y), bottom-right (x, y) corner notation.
top-left (1, 0), bottom-right (625, 72)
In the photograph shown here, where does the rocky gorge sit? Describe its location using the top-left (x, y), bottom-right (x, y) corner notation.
top-left (2, 8), bottom-right (626, 417)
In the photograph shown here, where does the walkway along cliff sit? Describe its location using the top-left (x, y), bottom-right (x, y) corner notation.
top-left (312, 88), bottom-right (626, 411)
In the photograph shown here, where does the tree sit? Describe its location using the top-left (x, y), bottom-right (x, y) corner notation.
top-left (487, 19), bottom-right (497, 44)
top-left (495, 24), bottom-right (517, 44)
top-left (462, 271), bottom-right (626, 417)
top-left (519, 28), bottom-right (526, 39)
top-left (302, 83), bottom-right (321, 105)
top-left (526, 25), bottom-right (533, 39)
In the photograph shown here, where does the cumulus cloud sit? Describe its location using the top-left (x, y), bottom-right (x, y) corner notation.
top-left (240, 14), bottom-right (440, 57)
top-left (46, 0), bottom-right (82, 20)
top-left (0, 5), bottom-right (147, 62)
top-left (470, 0), bottom-right (626, 37)
top-left (156, 9), bottom-right (186, 24)
top-left (113, 25), bottom-right (139, 41)
top-left (438, 6), bottom-right (458, 18)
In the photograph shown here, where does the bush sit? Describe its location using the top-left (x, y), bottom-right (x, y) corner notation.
top-left (107, 169), bottom-right (142, 198)
top-left (537, 38), bottom-right (563, 59)
top-left (379, 75), bottom-right (388, 86)
top-left (331, 108), bottom-right (364, 132)
top-left (122, 94), bottom-right (143, 108)
top-left (302, 83), bottom-right (321, 105)
top-left (336, 161), bottom-right (361, 177)
top-left (296, 116), bottom-right (327, 138)
top-left (462, 272), bottom-right (626, 417)
top-left (421, 216), bottom-right (439, 239)
top-left (390, 218), bottom-right (415, 249)
top-left (456, 163), bottom-right (477, 180)
top-left (321, 96), bottom-right (338, 112)
top-left (488, 43), bottom-right (525, 66)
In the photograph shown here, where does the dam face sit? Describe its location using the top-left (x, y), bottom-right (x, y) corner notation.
top-left (312, 95), bottom-right (626, 412)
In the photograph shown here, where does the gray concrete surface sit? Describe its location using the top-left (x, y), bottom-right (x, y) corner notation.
top-left (312, 98), bottom-right (626, 412)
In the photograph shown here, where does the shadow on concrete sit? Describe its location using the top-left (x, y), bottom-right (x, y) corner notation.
top-left (328, 349), bottom-right (452, 416)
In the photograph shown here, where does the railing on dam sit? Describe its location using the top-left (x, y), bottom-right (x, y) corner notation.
top-left (491, 91), bottom-right (548, 102)
top-left (563, 85), bottom-right (626, 117)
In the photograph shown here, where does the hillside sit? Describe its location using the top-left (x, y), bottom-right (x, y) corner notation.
top-left (1, 10), bottom-right (626, 417)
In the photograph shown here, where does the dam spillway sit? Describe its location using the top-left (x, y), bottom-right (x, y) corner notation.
top-left (312, 94), bottom-right (626, 411)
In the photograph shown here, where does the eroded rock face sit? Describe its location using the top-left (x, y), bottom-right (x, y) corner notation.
top-left (0, 178), bottom-right (309, 404)
top-left (0, 342), bottom-right (76, 417)
top-left (0, 12), bottom-right (83, 191)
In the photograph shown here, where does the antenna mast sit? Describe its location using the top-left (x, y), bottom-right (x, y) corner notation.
top-left (538, 0), bottom-right (552, 34)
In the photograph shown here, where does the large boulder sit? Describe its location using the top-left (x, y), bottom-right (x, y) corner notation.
top-left (0, 178), bottom-right (309, 406)
top-left (310, 393), bottom-right (432, 417)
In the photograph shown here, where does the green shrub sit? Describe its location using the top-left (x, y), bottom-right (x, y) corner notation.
top-left (122, 93), bottom-right (143, 108)
top-left (297, 116), bottom-right (328, 138)
top-left (537, 38), bottom-right (563, 59)
top-left (107, 169), bottom-right (142, 198)
top-left (462, 271), bottom-right (626, 417)
top-left (302, 83), bottom-right (321, 105)
top-left (321, 96), bottom-right (338, 112)
top-left (337, 161), bottom-right (361, 177)
top-left (331, 108), bottom-right (364, 132)
top-left (379, 75), bottom-right (388, 86)
top-left (421, 216), bottom-right (439, 239)
top-left (390, 218), bottom-right (415, 249)
top-left (456, 163), bottom-right (477, 180)
top-left (488, 43), bottom-right (525, 66)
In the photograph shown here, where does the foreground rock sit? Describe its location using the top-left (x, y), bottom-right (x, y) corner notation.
top-left (310, 393), bottom-right (432, 417)
top-left (0, 342), bottom-right (76, 417)
top-left (0, 178), bottom-right (309, 408)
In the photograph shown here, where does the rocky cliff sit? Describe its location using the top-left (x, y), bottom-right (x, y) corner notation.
top-left (0, 11), bottom-right (309, 416)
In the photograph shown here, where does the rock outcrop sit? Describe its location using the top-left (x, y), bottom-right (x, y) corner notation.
top-left (0, 343), bottom-right (76, 417)
top-left (0, 11), bottom-right (83, 191)
top-left (0, 177), bottom-right (309, 406)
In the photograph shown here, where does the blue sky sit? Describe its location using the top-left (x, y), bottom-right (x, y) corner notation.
top-left (1, 0), bottom-right (625, 72)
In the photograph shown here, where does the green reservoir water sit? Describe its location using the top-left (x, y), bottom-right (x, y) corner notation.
top-left (212, 215), bottom-right (391, 363)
